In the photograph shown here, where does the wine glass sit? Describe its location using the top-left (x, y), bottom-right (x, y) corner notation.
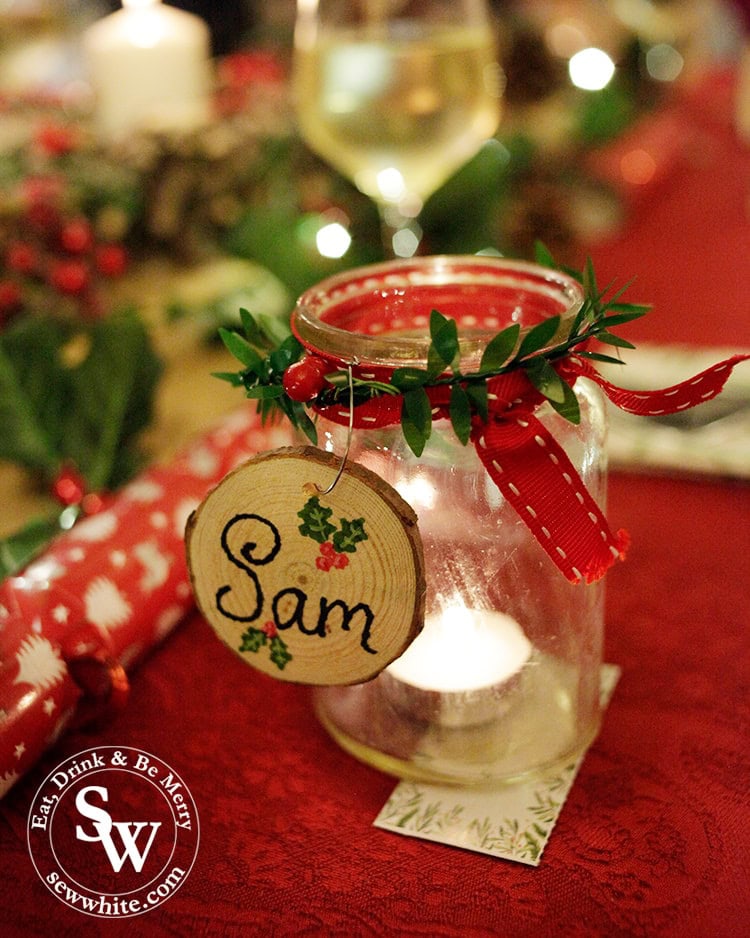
top-left (293, 0), bottom-right (503, 258)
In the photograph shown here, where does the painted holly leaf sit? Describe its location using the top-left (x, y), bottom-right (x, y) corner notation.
top-left (332, 517), bottom-right (368, 553)
top-left (298, 496), bottom-right (336, 543)
top-left (239, 627), bottom-right (267, 653)
top-left (270, 636), bottom-right (292, 670)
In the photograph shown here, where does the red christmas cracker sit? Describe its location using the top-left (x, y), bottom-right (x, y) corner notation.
top-left (0, 408), bottom-right (289, 798)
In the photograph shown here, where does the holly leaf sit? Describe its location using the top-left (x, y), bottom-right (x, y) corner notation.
top-left (0, 312), bottom-right (161, 492)
top-left (596, 330), bottom-right (636, 350)
top-left (429, 309), bottom-right (459, 368)
top-left (449, 384), bottom-right (472, 445)
top-left (465, 381), bottom-right (489, 423)
top-left (239, 308), bottom-right (290, 350)
top-left (268, 335), bottom-right (304, 375)
top-left (603, 305), bottom-right (649, 321)
top-left (332, 517), bottom-right (368, 553)
top-left (523, 356), bottom-right (568, 404)
top-left (244, 385), bottom-right (286, 400)
top-left (298, 496), bottom-right (336, 543)
top-left (391, 367), bottom-right (431, 391)
top-left (61, 310), bottom-right (162, 491)
top-left (534, 240), bottom-right (557, 268)
top-left (479, 324), bottom-right (520, 373)
top-left (219, 327), bottom-right (264, 371)
top-left (404, 386), bottom-right (432, 435)
top-left (0, 513), bottom-right (64, 581)
top-left (211, 371), bottom-right (245, 387)
top-left (517, 316), bottom-right (561, 358)
top-left (547, 380), bottom-right (581, 424)
top-left (0, 318), bottom-right (62, 477)
top-left (401, 386), bottom-right (433, 457)
top-left (576, 350), bottom-right (627, 366)
top-left (269, 636), bottom-right (292, 670)
top-left (239, 627), bottom-right (267, 653)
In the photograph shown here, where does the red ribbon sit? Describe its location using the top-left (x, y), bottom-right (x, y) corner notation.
top-left (313, 352), bottom-right (749, 584)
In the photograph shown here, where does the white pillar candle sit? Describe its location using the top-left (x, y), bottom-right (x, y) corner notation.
top-left (83, 0), bottom-right (212, 140)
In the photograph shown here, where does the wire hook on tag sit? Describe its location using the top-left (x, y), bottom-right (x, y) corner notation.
top-left (314, 363), bottom-right (355, 497)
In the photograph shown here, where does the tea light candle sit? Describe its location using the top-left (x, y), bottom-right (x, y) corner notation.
top-left (83, 0), bottom-right (211, 140)
top-left (386, 607), bottom-right (533, 727)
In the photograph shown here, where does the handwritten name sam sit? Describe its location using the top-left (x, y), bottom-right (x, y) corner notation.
top-left (186, 447), bottom-right (425, 686)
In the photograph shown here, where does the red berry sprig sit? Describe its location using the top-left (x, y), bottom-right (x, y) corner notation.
top-left (316, 540), bottom-right (350, 572)
top-left (282, 355), bottom-right (329, 402)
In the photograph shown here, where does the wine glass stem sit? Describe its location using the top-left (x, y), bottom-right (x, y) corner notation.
top-left (377, 201), bottom-right (424, 259)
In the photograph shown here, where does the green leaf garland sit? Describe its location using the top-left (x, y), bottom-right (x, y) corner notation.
top-left (217, 248), bottom-right (649, 459)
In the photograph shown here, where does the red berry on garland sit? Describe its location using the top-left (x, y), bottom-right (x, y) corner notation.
top-left (320, 541), bottom-right (336, 558)
top-left (333, 552), bottom-right (349, 569)
top-left (49, 258), bottom-right (89, 295)
top-left (52, 464), bottom-right (87, 506)
top-left (35, 122), bottom-right (78, 156)
top-left (60, 217), bottom-right (93, 254)
top-left (316, 555), bottom-right (333, 571)
top-left (24, 200), bottom-right (60, 235)
top-left (5, 241), bottom-right (37, 275)
top-left (282, 356), bottom-right (329, 402)
top-left (0, 280), bottom-right (23, 315)
top-left (94, 243), bottom-right (128, 278)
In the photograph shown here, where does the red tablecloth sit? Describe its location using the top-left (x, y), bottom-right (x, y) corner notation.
top-left (1, 70), bottom-right (749, 936)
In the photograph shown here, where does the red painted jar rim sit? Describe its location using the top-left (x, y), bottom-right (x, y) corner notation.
top-left (292, 255), bottom-right (584, 369)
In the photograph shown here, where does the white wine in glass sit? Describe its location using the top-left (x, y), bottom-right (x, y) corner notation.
top-left (293, 0), bottom-right (502, 257)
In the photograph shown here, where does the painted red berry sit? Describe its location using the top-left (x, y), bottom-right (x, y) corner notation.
top-left (320, 541), bottom-right (336, 558)
top-left (262, 620), bottom-right (278, 638)
top-left (6, 241), bottom-right (37, 274)
top-left (333, 552), bottom-right (349, 569)
top-left (316, 555), bottom-right (333, 572)
top-left (282, 356), bottom-right (329, 402)
top-left (49, 259), bottom-right (89, 295)
top-left (94, 243), bottom-right (128, 277)
top-left (60, 218), bottom-right (93, 254)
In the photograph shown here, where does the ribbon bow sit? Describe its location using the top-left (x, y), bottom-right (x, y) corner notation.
top-left (314, 353), bottom-right (749, 584)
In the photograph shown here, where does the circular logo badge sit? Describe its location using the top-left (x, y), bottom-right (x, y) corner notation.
top-left (27, 746), bottom-right (199, 918)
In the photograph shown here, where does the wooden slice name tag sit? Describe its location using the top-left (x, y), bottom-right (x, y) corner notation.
top-left (186, 446), bottom-right (425, 685)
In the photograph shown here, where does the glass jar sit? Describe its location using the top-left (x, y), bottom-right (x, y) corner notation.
top-left (292, 256), bottom-right (608, 785)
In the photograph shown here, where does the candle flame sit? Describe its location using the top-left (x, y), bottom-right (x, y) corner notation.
top-left (387, 607), bottom-right (533, 693)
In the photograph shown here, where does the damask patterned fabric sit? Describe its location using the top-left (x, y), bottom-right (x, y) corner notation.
top-left (0, 472), bottom-right (747, 936)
